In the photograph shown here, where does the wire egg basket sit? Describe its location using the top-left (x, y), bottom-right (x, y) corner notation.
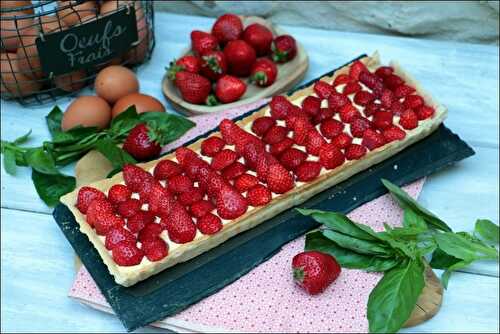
top-left (0, 0), bottom-right (155, 105)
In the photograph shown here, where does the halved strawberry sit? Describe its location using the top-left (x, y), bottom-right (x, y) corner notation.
top-left (215, 183), bottom-right (249, 219)
top-left (320, 119), bottom-right (343, 139)
top-left (76, 186), bottom-right (106, 214)
top-left (319, 143), bottom-right (345, 170)
top-left (332, 74), bottom-right (352, 87)
top-left (222, 161), bottom-right (247, 180)
top-left (86, 198), bottom-right (114, 227)
top-left (384, 74), bottom-right (404, 90)
top-left (313, 107), bottom-right (335, 124)
top-left (416, 105), bottom-right (435, 120)
top-left (365, 101), bottom-right (381, 117)
top-left (349, 61), bottom-right (368, 80)
top-left (201, 136), bottom-right (226, 157)
top-left (147, 182), bottom-right (175, 216)
top-left (383, 125), bottom-right (407, 142)
top-left (107, 184), bottom-right (131, 206)
top-left (123, 164), bottom-right (155, 196)
top-left (263, 125), bottom-right (288, 144)
top-left (142, 237), bottom-right (169, 262)
top-left (117, 198), bottom-right (142, 218)
top-left (246, 184), bottom-right (272, 206)
top-left (328, 92), bottom-right (350, 111)
top-left (234, 173), bottom-right (259, 192)
top-left (95, 213), bottom-right (125, 236)
top-left (394, 84), bottom-right (416, 99)
top-left (251, 117), bottom-right (275, 136)
top-left (266, 163), bottom-right (294, 194)
top-left (295, 161), bottom-right (322, 182)
top-left (164, 203), bottom-right (197, 243)
top-left (399, 110), bottom-right (419, 130)
top-left (345, 144), bottom-right (367, 160)
top-left (331, 133), bottom-right (353, 149)
top-left (372, 111), bottom-right (393, 130)
top-left (350, 117), bottom-right (371, 138)
top-left (280, 148), bottom-right (307, 171)
top-left (168, 175), bottom-right (194, 193)
top-left (112, 241), bottom-right (143, 266)
top-left (391, 100), bottom-right (405, 116)
top-left (339, 104), bottom-right (361, 123)
top-left (305, 129), bottom-right (327, 156)
top-left (270, 137), bottom-right (294, 157)
top-left (380, 89), bottom-right (394, 109)
top-left (353, 90), bottom-right (374, 106)
top-left (138, 223), bottom-right (165, 243)
top-left (313, 80), bottom-right (334, 99)
top-left (343, 81), bottom-right (361, 95)
top-left (362, 129), bottom-right (386, 150)
top-left (105, 227), bottom-right (136, 250)
top-left (269, 96), bottom-right (294, 120)
top-left (403, 95), bottom-right (424, 110)
top-left (211, 149), bottom-right (239, 171)
top-left (154, 160), bottom-right (182, 183)
top-left (127, 210), bottom-right (154, 233)
top-left (375, 66), bottom-right (394, 79)
top-left (302, 96), bottom-right (321, 117)
top-left (290, 116), bottom-right (313, 145)
top-left (190, 200), bottom-right (215, 218)
top-left (178, 187), bottom-right (205, 206)
top-left (197, 213), bottom-right (223, 235)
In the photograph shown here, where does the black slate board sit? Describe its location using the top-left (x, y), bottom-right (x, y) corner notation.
top-left (53, 55), bottom-right (475, 331)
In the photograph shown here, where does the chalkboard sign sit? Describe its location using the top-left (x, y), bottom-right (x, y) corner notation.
top-left (36, 6), bottom-right (138, 76)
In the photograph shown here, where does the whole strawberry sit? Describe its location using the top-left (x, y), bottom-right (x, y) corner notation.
top-left (249, 58), bottom-right (278, 87)
top-left (175, 71), bottom-right (212, 105)
top-left (223, 40), bottom-right (257, 77)
top-left (243, 23), bottom-right (273, 56)
top-left (271, 35), bottom-right (297, 63)
top-left (200, 50), bottom-right (228, 81)
top-left (166, 55), bottom-right (201, 80)
top-left (215, 75), bottom-right (247, 103)
top-left (190, 30), bottom-right (218, 55)
top-left (211, 13), bottom-right (243, 45)
top-left (123, 123), bottom-right (161, 161)
top-left (292, 251), bottom-right (341, 295)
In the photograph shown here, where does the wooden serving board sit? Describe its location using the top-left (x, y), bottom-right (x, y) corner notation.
top-left (161, 16), bottom-right (309, 116)
top-left (71, 149), bottom-right (443, 328)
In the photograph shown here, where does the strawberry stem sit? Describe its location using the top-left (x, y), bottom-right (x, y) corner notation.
top-left (249, 71), bottom-right (268, 86)
top-left (206, 94), bottom-right (219, 106)
top-left (166, 59), bottom-right (183, 81)
top-left (293, 267), bottom-right (305, 283)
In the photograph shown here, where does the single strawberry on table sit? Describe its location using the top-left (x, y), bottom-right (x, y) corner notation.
top-left (215, 75), bottom-right (247, 103)
top-left (249, 58), bottom-right (278, 87)
top-left (200, 50), bottom-right (228, 81)
top-left (122, 123), bottom-right (162, 161)
top-left (174, 71), bottom-right (212, 105)
top-left (292, 250), bottom-right (341, 295)
top-left (211, 13), bottom-right (243, 45)
top-left (223, 39), bottom-right (257, 77)
top-left (166, 55), bottom-right (201, 80)
top-left (243, 23), bottom-right (273, 56)
top-left (271, 35), bottom-right (297, 63)
top-left (190, 30), bottom-right (219, 55)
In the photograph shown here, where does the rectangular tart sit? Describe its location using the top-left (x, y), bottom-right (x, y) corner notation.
top-left (60, 52), bottom-right (447, 287)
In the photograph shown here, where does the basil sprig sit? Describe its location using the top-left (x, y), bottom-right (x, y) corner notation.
top-left (300, 179), bottom-right (499, 333)
top-left (1, 105), bottom-right (195, 206)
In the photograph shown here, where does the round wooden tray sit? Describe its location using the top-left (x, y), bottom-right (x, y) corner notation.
top-left (161, 16), bottom-right (309, 116)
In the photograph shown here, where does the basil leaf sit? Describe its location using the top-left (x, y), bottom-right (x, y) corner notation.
top-left (382, 179), bottom-right (452, 232)
top-left (94, 138), bottom-right (136, 169)
top-left (45, 106), bottom-right (64, 137)
top-left (367, 258), bottom-right (425, 333)
top-left (140, 112), bottom-right (196, 145)
top-left (305, 231), bottom-right (400, 271)
top-left (441, 260), bottom-right (472, 289)
top-left (24, 148), bottom-right (59, 175)
top-left (109, 106), bottom-right (141, 137)
top-left (52, 126), bottom-right (99, 145)
top-left (297, 209), bottom-right (382, 241)
top-left (403, 208), bottom-right (427, 229)
top-left (430, 247), bottom-right (461, 269)
top-left (13, 129), bottom-right (32, 145)
top-left (434, 232), bottom-right (499, 261)
top-left (3, 148), bottom-right (17, 175)
top-left (474, 219), bottom-right (499, 244)
top-left (380, 230), bottom-right (418, 260)
top-left (31, 169), bottom-right (76, 206)
top-left (323, 230), bottom-right (393, 256)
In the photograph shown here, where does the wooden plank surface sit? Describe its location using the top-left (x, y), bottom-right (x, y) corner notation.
top-left (1, 11), bottom-right (499, 333)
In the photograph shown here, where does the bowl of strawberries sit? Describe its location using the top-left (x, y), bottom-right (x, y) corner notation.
top-left (162, 14), bottom-right (309, 115)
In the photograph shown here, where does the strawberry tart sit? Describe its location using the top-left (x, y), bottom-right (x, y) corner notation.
top-left (60, 53), bottom-right (447, 287)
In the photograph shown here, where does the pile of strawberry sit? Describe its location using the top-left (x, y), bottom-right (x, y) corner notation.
top-left (75, 59), bottom-right (435, 267)
top-left (167, 13), bottom-right (297, 105)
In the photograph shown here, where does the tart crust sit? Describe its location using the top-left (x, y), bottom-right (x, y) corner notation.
top-left (60, 52), bottom-right (447, 287)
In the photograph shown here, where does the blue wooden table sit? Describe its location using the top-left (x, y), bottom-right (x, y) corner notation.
top-left (1, 12), bottom-right (499, 333)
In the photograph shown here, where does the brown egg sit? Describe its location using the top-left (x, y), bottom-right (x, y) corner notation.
top-left (123, 2), bottom-right (150, 64)
top-left (54, 69), bottom-right (87, 92)
top-left (1, 12), bottom-right (34, 51)
top-left (1, 52), bottom-right (41, 96)
top-left (112, 93), bottom-right (165, 118)
top-left (94, 65), bottom-right (139, 103)
top-left (17, 16), bottom-right (67, 79)
top-left (57, 0), bottom-right (97, 27)
top-left (62, 95), bottom-right (111, 131)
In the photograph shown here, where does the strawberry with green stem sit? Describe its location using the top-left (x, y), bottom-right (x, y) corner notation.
top-left (123, 121), bottom-right (175, 161)
top-left (271, 35), bottom-right (297, 63)
top-left (200, 50), bottom-right (228, 81)
top-left (249, 58), bottom-right (278, 87)
top-left (166, 55), bottom-right (201, 81)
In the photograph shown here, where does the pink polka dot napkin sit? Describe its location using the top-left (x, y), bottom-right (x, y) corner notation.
top-left (68, 100), bottom-right (426, 333)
